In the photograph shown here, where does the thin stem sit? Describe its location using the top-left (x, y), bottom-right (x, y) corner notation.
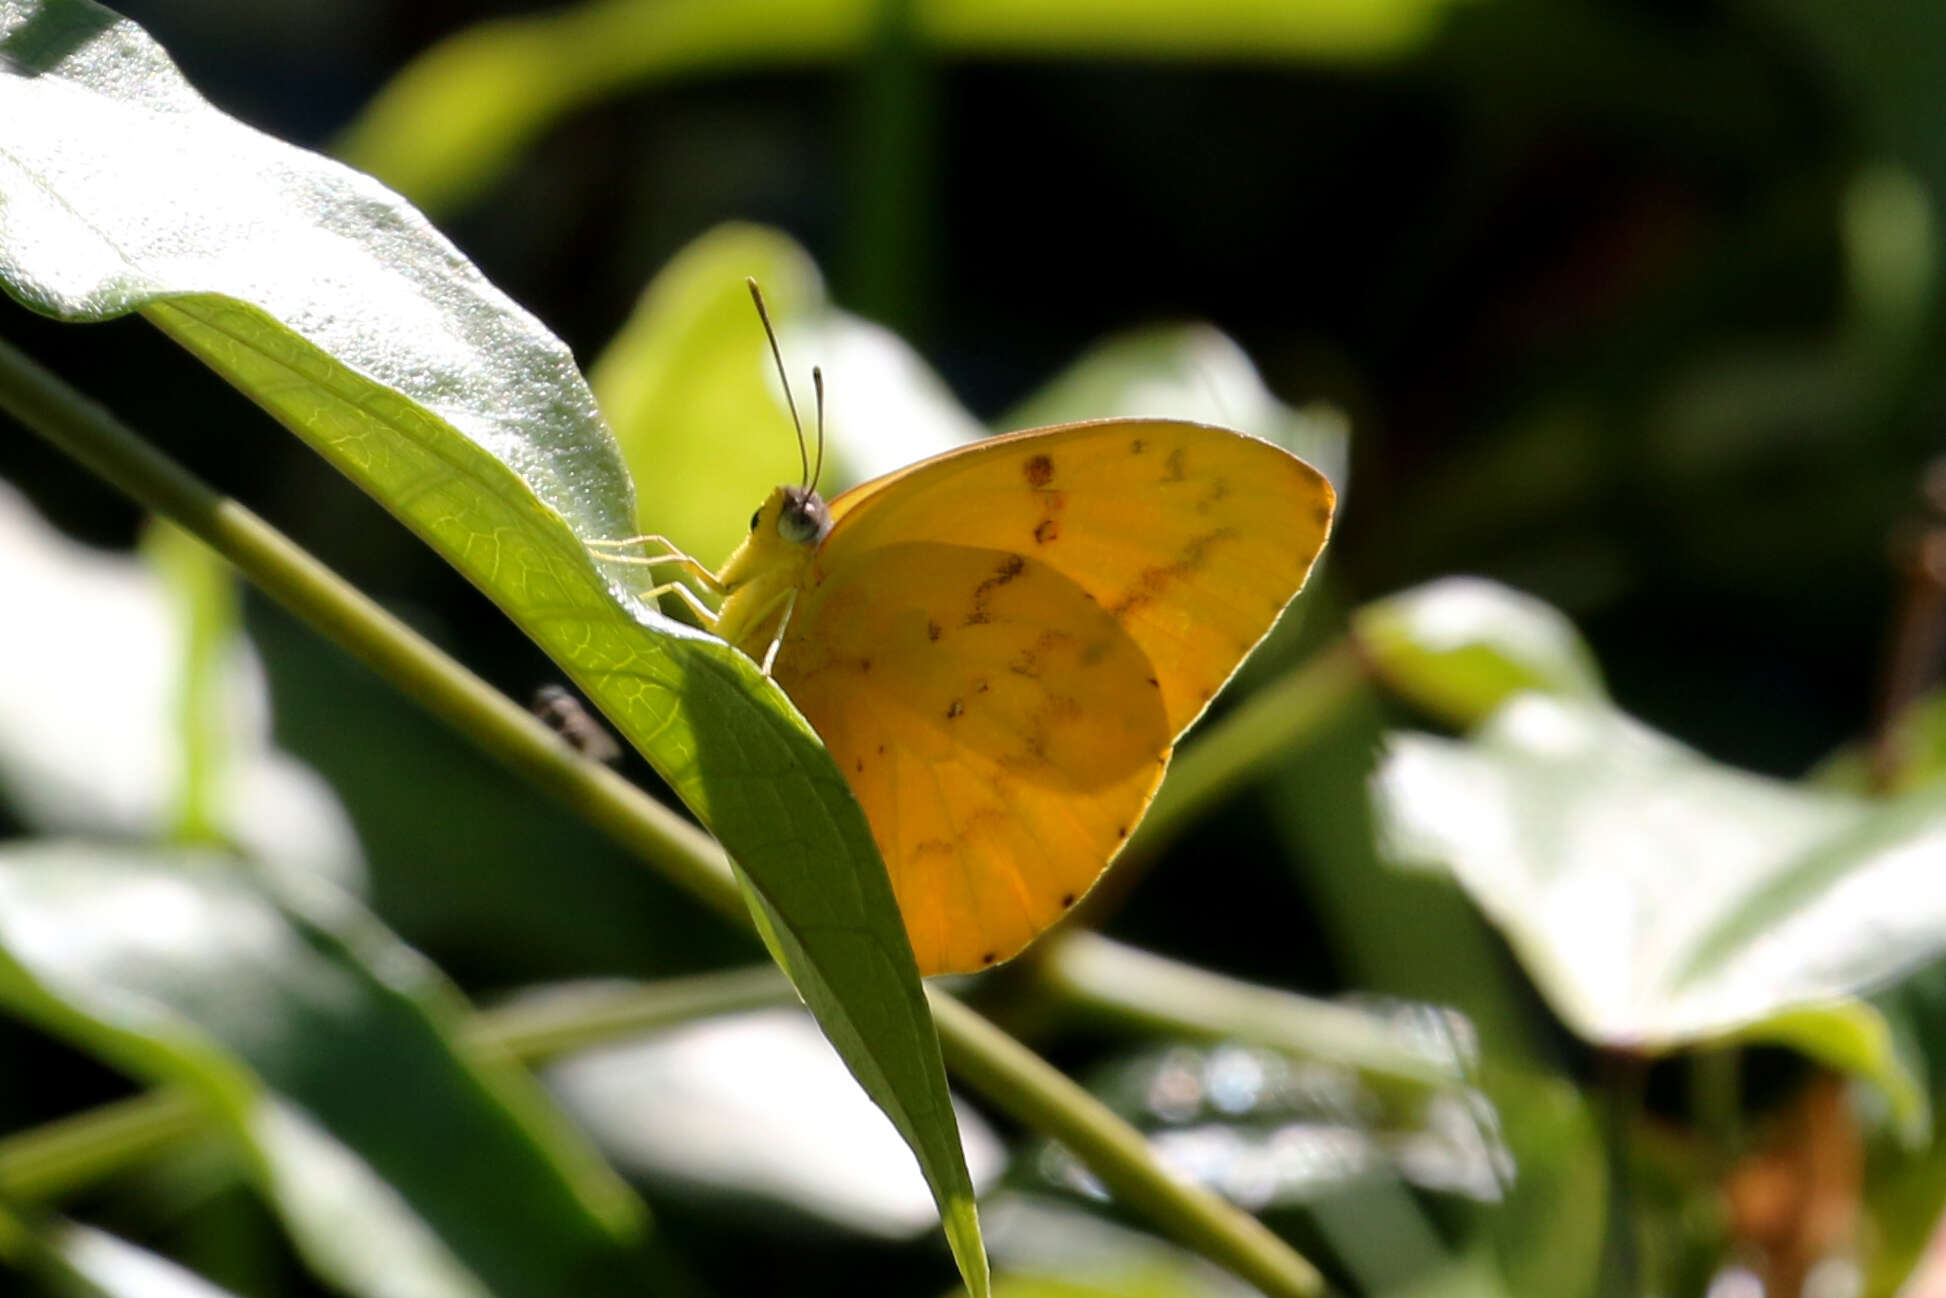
top-left (1069, 638), bottom-right (1366, 928)
top-left (1042, 933), bottom-right (1458, 1091)
top-left (0, 1091), bottom-right (200, 1205)
top-left (929, 991), bottom-right (1325, 1298)
top-left (1135, 639), bottom-right (1366, 855)
top-left (0, 968), bottom-right (796, 1204)
top-left (472, 966), bottom-right (795, 1065)
top-left (0, 334), bottom-right (748, 926)
top-left (0, 336), bottom-right (1327, 1298)
top-left (1595, 1049), bottom-right (1647, 1298)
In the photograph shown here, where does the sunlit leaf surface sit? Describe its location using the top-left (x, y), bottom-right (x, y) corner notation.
top-left (1352, 578), bottom-right (1606, 729)
top-left (548, 1006), bottom-right (1005, 1237)
top-left (31, 1222), bottom-right (248, 1298)
top-left (0, 483), bottom-right (362, 891)
top-left (0, 843), bottom-right (639, 1298)
top-left (1374, 694), bottom-right (1945, 1128)
top-left (0, 4), bottom-right (986, 1289)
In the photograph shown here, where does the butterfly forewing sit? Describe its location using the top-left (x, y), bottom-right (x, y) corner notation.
top-left (774, 418), bottom-right (1334, 974)
top-left (818, 419), bottom-right (1335, 735)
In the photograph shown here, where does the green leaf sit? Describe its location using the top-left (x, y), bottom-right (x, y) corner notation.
top-left (139, 519), bottom-right (239, 846)
top-left (0, 483), bottom-right (362, 891)
top-left (1351, 578), bottom-right (1606, 729)
top-left (26, 1221), bottom-right (249, 1298)
top-left (1372, 694), bottom-right (1945, 1134)
top-left (338, 0), bottom-right (1465, 216)
top-left (589, 222), bottom-right (827, 569)
top-left (589, 221), bottom-right (979, 571)
top-left (547, 1005), bottom-right (1006, 1236)
top-left (1000, 323), bottom-right (1350, 491)
top-left (1810, 688), bottom-right (1946, 795)
top-left (0, 5), bottom-right (986, 1291)
top-left (0, 841), bottom-right (641, 1298)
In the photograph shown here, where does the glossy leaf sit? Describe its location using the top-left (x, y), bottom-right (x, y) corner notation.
top-left (1374, 694), bottom-right (1944, 1132)
top-left (0, 842), bottom-right (640, 1298)
top-left (1352, 578), bottom-right (1607, 729)
top-left (0, 4), bottom-right (986, 1291)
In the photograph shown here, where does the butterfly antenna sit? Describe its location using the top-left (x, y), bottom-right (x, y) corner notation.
top-left (811, 365), bottom-right (826, 492)
top-left (747, 278), bottom-right (810, 488)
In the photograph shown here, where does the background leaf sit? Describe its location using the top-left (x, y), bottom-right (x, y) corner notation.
top-left (336, 0), bottom-right (1466, 217)
top-left (0, 482), bottom-right (361, 891)
top-left (0, 841), bottom-right (641, 1298)
top-left (0, 3), bottom-right (987, 1291)
top-left (1373, 694), bottom-right (1944, 1129)
top-left (1351, 578), bottom-right (1607, 730)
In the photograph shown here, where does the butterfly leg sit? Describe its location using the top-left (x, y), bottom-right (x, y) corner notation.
top-left (637, 579), bottom-right (722, 629)
top-left (586, 535), bottom-right (727, 593)
top-left (759, 590), bottom-right (800, 676)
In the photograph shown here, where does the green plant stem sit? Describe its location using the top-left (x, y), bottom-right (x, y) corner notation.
top-left (929, 990), bottom-right (1325, 1298)
top-left (845, 0), bottom-right (935, 335)
top-left (1594, 1049), bottom-right (1646, 1298)
top-left (472, 966), bottom-right (795, 1064)
top-left (1690, 1046), bottom-right (1741, 1154)
top-left (1132, 639), bottom-right (1367, 861)
top-left (1043, 932), bottom-right (1458, 1090)
top-left (0, 968), bottom-right (796, 1205)
top-left (0, 1091), bottom-right (200, 1205)
top-left (0, 334), bottom-right (747, 925)
top-left (0, 336), bottom-right (1327, 1298)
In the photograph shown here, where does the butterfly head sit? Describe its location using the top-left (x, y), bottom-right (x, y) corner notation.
top-left (753, 483), bottom-right (833, 550)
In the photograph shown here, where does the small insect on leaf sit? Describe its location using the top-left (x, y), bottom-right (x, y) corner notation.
top-left (531, 684), bottom-right (624, 764)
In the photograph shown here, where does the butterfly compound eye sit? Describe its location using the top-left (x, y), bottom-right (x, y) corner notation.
top-left (776, 487), bottom-right (831, 546)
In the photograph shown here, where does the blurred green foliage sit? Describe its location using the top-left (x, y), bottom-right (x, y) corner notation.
top-left (4, 0), bottom-right (1946, 1296)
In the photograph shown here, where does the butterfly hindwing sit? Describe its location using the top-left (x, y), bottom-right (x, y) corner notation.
top-left (774, 418), bottom-right (1335, 975)
top-left (775, 541), bottom-right (1170, 974)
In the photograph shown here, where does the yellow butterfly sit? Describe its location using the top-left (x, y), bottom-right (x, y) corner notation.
top-left (594, 284), bottom-right (1335, 975)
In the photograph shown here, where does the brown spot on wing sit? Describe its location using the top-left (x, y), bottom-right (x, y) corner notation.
top-left (1024, 454), bottom-right (1054, 487)
top-left (1061, 892), bottom-right (1077, 908)
top-left (981, 951), bottom-right (998, 966)
top-left (946, 699), bottom-right (964, 719)
top-left (1108, 527), bottom-right (1238, 619)
top-left (926, 618), bottom-right (942, 642)
top-left (1034, 518), bottom-right (1060, 544)
top-left (1195, 477), bottom-right (1231, 515)
top-left (1163, 447), bottom-right (1186, 482)
top-left (1130, 438), bottom-right (1146, 454)
top-left (965, 553), bottom-right (1028, 627)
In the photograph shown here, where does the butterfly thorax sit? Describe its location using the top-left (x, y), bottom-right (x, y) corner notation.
top-left (712, 483), bottom-right (832, 659)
